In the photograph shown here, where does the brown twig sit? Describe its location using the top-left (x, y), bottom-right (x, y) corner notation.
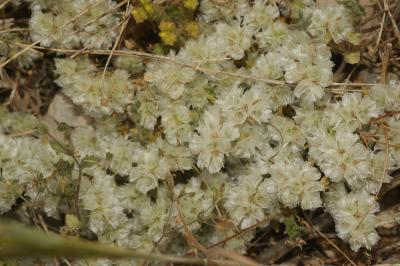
top-left (9, 43), bottom-right (386, 88)
top-left (100, 1), bottom-right (131, 88)
top-left (385, 0), bottom-right (400, 43)
top-left (302, 217), bottom-right (357, 266)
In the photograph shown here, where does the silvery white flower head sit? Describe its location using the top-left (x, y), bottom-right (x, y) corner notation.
top-left (251, 52), bottom-right (285, 80)
top-left (376, 117), bottom-right (400, 167)
top-left (104, 136), bottom-right (142, 176)
top-left (81, 168), bottom-right (127, 234)
top-left (76, 0), bottom-right (120, 49)
top-left (174, 178), bottom-right (214, 231)
top-left (269, 159), bottom-right (323, 209)
top-left (184, 76), bottom-right (212, 109)
top-left (294, 79), bottom-right (325, 105)
top-left (178, 35), bottom-right (227, 72)
top-left (30, 0), bottom-right (119, 49)
top-left (160, 100), bottom-right (193, 145)
top-left (308, 128), bottom-right (372, 187)
top-left (71, 126), bottom-right (102, 158)
top-left (113, 54), bottom-right (144, 74)
top-left (269, 114), bottom-right (306, 151)
top-left (331, 92), bottom-right (382, 130)
top-left (214, 22), bottom-right (252, 60)
top-left (190, 106), bottom-right (239, 173)
top-left (308, 4), bottom-right (354, 43)
top-left (139, 187), bottom-right (171, 241)
top-left (199, 0), bottom-right (247, 23)
top-left (224, 175), bottom-right (278, 229)
top-left (217, 85), bottom-right (272, 125)
top-left (55, 58), bottom-right (135, 116)
top-left (294, 107), bottom-right (327, 135)
top-left (256, 21), bottom-right (289, 49)
top-left (134, 88), bottom-right (159, 130)
top-left (325, 189), bottom-right (380, 251)
top-left (242, 0), bottom-right (279, 32)
top-left (30, 10), bottom-right (78, 47)
top-left (370, 79), bottom-right (400, 111)
top-left (146, 54), bottom-right (196, 100)
top-left (360, 151), bottom-right (393, 194)
top-left (232, 123), bottom-right (268, 158)
top-left (263, 85), bottom-right (295, 111)
top-left (129, 144), bottom-right (171, 194)
top-left (156, 139), bottom-right (193, 171)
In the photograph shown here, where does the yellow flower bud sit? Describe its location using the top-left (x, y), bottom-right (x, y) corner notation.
top-left (159, 31), bottom-right (177, 46)
top-left (131, 7), bottom-right (148, 23)
top-left (143, 3), bottom-right (155, 15)
top-left (185, 21), bottom-right (200, 38)
top-left (183, 0), bottom-right (198, 10)
top-left (159, 21), bottom-right (176, 32)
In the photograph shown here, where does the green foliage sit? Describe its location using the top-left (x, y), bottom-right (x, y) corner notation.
top-left (283, 216), bottom-right (306, 239)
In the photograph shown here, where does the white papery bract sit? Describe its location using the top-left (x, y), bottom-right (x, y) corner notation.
top-left (243, 0), bottom-right (279, 32)
top-left (55, 58), bottom-right (135, 116)
top-left (269, 159), bottom-right (323, 210)
top-left (30, 0), bottom-right (119, 49)
top-left (309, 128), bottom-right (372, 187)
top-left (81, 168), bottom-right (127, 235)
top-left (307, 4), bottom-right (355, 44)
top-left (214, 22), bottom-right (252, 60)
top-left (325, 187), bottom-right (380, 251)
top-left (146, 57), bottom-right (196, 100)
top-left (129, 144), bottom-right (171, 194)
top-left (190, 106), bottom-right (239, 173)
top-left (160, 101), bottom-right (193, 145)
top-left (330, 92), bottom-right (382, 131)
top-left (216, 85), bottom-right (272, 125)
top-left (224, 174), bottom-right (278, 229)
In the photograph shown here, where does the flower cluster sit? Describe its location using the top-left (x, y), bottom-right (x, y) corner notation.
top-left (1, 0), bottom-right (399, 263)
top-left (30, 0), bottom-right (120, 49)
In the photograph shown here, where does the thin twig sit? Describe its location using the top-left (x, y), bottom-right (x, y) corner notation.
top-left (0, 0), bottom-right (107, 68)
top-left (207, 217), bottom-right (272, 249)
top-left (385, 0), bottom-right (400, 43)
top-left (0, 0), bottom-right (11, 10)
top-left (100, 1), bottom-right (131, 88)
top-left (380, 43), bottom-right (392, 84)
top-left (374, 6), bottom-right (387, 54)
top-left (376, 125), bottom-right (390, 198)
top-left (10, 43), bottom-right (386, 88)
top-left (302, 217), bottom-right (357, 266)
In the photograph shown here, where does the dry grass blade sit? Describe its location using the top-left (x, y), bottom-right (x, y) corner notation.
top-left (0, 219), bottom-right (242, 266)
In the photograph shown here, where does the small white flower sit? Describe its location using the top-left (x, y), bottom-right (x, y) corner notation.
top-left (269, 159), bottom-right (323, 209)
top-left (190, 106), bottom-right (239, 173)
top-left (325, 188), bottom-right (380, 251)
top-left (214, 22), bottom-right (252, 60)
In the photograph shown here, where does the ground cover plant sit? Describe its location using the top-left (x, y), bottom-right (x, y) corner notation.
top-left (1, 0), bottom-right (400, 265)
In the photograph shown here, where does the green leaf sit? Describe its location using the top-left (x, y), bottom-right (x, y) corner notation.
top-left (80, 155), bottom-right (99, 169)
top-left (65, 214), bottom-right (81, 231)
top-left (49, 140), bottom-right (72, 156)
top-left (283, 216), bottom-right (306, 239)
